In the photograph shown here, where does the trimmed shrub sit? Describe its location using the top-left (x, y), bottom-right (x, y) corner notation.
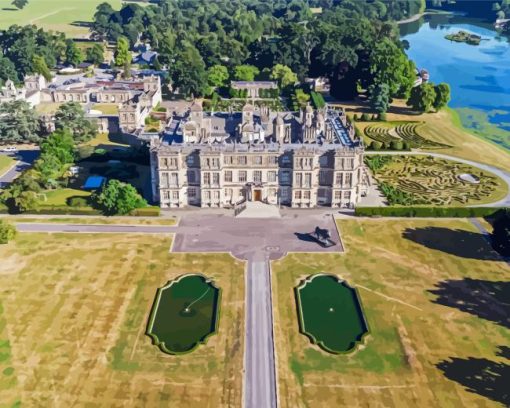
top-left (390, 140), bottom-right (404, 150)
top-left (361, 113), bottom-right (370, 121)
top-left (0, 220), bottom-right (16, 244)
top-left (67, 196), bottom-right (90, 207)
top-left (354, 206), bottom-right (508, 218)
top-left (369, 141), bottom-right (383, 151)
top-left (130, 206), bottom-right (161, 216)
top-left (379, 112), bottom-right (387, 121)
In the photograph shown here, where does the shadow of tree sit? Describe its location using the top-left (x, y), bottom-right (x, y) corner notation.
top-left (429, 279), bottom-right (510, 329)
top-left (402, 227), bottom-right (501, 261)
top-left (437, 348), bottom-right (510, 406)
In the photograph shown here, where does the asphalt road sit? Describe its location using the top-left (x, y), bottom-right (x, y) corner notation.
top-left (0, 150), bottom-right (40, 188)
top-left (15, 223), bottom-right (175, 234)
top-left (244, 260), bottom-right (277, 408)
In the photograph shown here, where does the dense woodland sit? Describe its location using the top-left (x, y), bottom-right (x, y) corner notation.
top-left (88, 0), bottom-right (425, 99)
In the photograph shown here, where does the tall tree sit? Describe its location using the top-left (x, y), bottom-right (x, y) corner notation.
top-left (433, 83), bottom-right (451, 111)
top-left (207, 64), bottom-right (229, 88)
top-left (0, 100), bottom-right (41, 143)
top-left (93, 180), bottom-right (147, 215)
top-left (54, 103), bottom-right (97, 143)
top-left (368, 83), bottom-right (390, 113)
top-left (85, 44), bottom-right (105, 65)
top-left (234, 64), bottom-right (259, 81)
top-left (114, 37), bottom-right (131, 67)
top-left (32, 55), bottom-right (52, 81)
top-left (270, 64), bottom-right (297, 89)
top-left (65, 40), bottom-right (83, 67)
top-left (407, 83), bottom-right (436, 112)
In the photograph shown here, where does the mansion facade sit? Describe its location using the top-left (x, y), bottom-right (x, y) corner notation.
top-left (150, 102), bottom-right (368, 209)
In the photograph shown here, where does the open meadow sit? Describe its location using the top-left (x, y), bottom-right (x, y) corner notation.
top-left (0, 0), bottom-right (121, 37)
top-left (0, 233), bottom-right (245, 407)
top-left (272, 218), bottom-right (510, 407)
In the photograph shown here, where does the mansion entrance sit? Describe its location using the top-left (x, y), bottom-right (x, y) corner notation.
top-left (253, 189), bottom-right (262, 202)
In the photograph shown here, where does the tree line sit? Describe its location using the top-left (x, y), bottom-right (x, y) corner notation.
top-left (93, 0), bottom-right (425, 101)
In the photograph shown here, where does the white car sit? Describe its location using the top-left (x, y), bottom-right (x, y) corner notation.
top-left (1, 146), bottom-right (17, 153)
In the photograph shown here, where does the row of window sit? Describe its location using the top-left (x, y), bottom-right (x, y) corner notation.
top-left (161, 170), bottom-right (355, 188)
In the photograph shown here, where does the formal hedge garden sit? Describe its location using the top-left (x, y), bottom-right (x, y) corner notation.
top-left (355, 206), bottom-right (508, 218)
top-left (364, 122), bottom-right (450, 150)
top-left (368, 155), bottom-right (507, 206)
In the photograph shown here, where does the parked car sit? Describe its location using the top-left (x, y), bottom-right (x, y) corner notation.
top-left (1, 146), bottom-right (17, 153)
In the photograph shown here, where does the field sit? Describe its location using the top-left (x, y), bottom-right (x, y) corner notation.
top-left (368, 155), bottom-right (508, 206)
top-left (0, 233), bottom-right (245, 406)
top-left (0, 0), bottom-right (121, 37)
top-left (363, 121), bottom-right (450, 149)
top-left (272, 218), bottom-right (510, 407)
top-left (0, 155), bottom-right (15, 175)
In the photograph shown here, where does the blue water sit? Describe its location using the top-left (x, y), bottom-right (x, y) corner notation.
top-left (400, 16), bottom-right (510, 138)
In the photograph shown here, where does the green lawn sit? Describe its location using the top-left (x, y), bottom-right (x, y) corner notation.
top-left (0, 155), bottom-right (15, 175)
top-left (273, 218), bottom-right (510, 407)
top-left (91, 104), bottom-right (119, 115)
top-left (0, 0), bottom-right (121, 37)
top-left (39, 188), bottom-right (90, 206)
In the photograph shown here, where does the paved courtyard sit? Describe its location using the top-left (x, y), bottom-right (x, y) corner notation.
top-left (171, 212), bottom-right (343, 261)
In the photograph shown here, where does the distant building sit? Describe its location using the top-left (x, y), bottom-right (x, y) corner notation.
top-left (230, 81), bottom-right (278, 98)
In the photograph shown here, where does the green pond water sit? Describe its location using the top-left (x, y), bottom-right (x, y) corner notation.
top-left (296, 275), bottom-right (368, 354)
top-left (147, 274), bottom-right (220, 354)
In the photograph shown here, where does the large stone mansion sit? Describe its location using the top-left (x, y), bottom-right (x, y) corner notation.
top-left (150, 102), bottom-right (368, 209)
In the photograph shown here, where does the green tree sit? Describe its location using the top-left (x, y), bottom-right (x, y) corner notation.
top-left (368, 83), bottom-right (390, 113)
top-left (0, 100), bottom-right (40, 143)
top-left (93, 179), bottom-right (147, 215)
top-left (11, 0), bottom-right (28, 10)
top-left (207, 65), bottom-right (229, 88)
top-left (114, 37), bottom-right (131, 67)
top-left (32, 55), bottom-right (52, 81)
top-left (0, 56), bottom-right (18, 84)
top-left (2, 170), bottom-right (41, 213)
top-left (369, 38), bottom-right (416, 98)
top-left (433, 83), bottom-right (451, 111)
top-left (270, 64), bottom-right (297, 89)
top-left (65, 40), bottom-right (83, 67)
top-left (0, 220), bottom-right (16, 244)
top-left (171, 44), bottom-right (208, 97)
top-left (234, 64), bottom-right (260, 81)
top-left (54, 102), bottom-right (97, 143)
top-left (85, 44), bottom-right (105, 65)
top-left (406, 83), bottom-right (437, 112)
top-left (492, 209), bottom-right (510, 256)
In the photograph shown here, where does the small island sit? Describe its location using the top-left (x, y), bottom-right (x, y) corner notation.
top-left (445, 30), bottom-right (482, 45)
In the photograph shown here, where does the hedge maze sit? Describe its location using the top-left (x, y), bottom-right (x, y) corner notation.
top-left (365, 122), bottom-right (450, 149)
top-left (371, 155), bottom-right (504, 206)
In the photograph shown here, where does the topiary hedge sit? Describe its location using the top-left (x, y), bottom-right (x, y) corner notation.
top-left (354, 206), bottom-right (508, 218)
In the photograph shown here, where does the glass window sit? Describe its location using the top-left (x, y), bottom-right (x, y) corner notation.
top-left (213, 173), bottom-right (220, 185)
top-left (203, 173), bottom-right (210, 185)
top-left (268, 171), bottom-right (277, 182)
top-left (335, 173), bottom-right (343, 186)
top-left (294, 191), bottom-right (302, 199)
top-left (238, 156), bottom-right (247, 165)
top-left (225, 171), bottom-right (232, 182)
top-left (303, 191), bottom-right (311, 199)
top-left (334, 191), bottom-right (341, 200)
top-left (239, 171), bottom-right (247, 182)
top-left (254, 171), bottom-right (262, 183)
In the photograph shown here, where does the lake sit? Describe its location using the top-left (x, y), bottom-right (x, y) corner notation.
top-left (400, 14), bottom-right (510, 151)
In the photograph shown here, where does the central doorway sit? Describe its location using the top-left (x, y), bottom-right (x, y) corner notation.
top-left (253, 189), bottom-right (262, 201)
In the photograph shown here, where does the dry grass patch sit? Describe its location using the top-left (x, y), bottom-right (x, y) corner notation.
top-left (0, 233), bottom-right (244, 407)
top-left (272, 218), bottom-right (509, 407)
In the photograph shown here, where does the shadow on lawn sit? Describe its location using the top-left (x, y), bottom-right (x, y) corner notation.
top-left (429, 278), bottom-right (510, 329)
top-left (402, 227), bottom-right (501, 261)
top-left (437, 347), bottom-right (510, 406)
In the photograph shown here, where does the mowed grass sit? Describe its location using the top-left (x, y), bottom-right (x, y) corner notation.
top-left (1, 216), bottom-right (177, 226)
top-left (0, 233), bottom-right (245, 406)
top-left (0, 155), bottom-right (15, 175)
top-left (272, 218), bottom-right (510, 407)
top-left (0, 0), bottom-right (121, 37)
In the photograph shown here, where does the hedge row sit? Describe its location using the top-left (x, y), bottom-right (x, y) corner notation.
top-left (355, 206), bottom-right (508, 218)
top-left (21, 206), bottom-right (160, 217)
